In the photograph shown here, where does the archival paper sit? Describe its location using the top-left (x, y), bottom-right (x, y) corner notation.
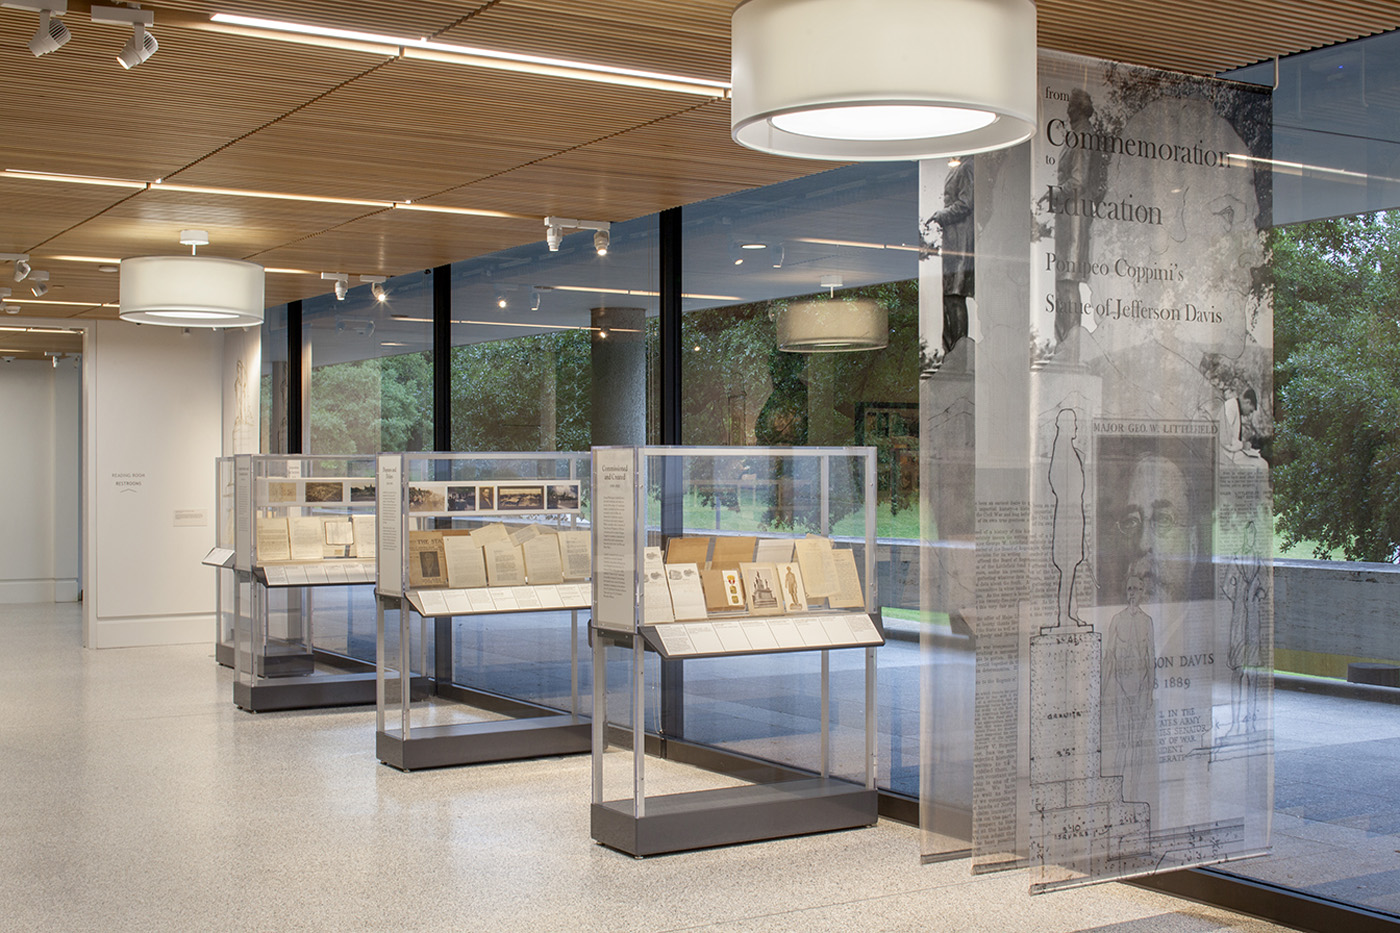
top-left (352, 515), bottom-right (376, 559)
top-left (827, 549), bottom-right (865, 608)
top-left (739, 562), bottom-right (783, 614)
top-left (471, 522), bottom-right (511, 546)
top-left (323, 520), bottom-right (354, 547)
top-left (794, 537), bottom-right (838, 599)
top-left (522, 534), bottom-right (564, 585)
top-left (558, 530), bottom-right (592, 581)
top-left (776, 562), bottom-right (808, 612)
top-left (665, 536), bottom-right (710, 566)
top-left (643, 547), bottom-right (673, 623)
top-left (753, 538), bottom-right (795, 564)
top-left (484, 540), bottom-right (526, 587)
top-left (256, 517), bottom-right (291, 563)
top-left (289, 517), bottom-right (324, 562)
top-left (710, 536), bottom-right (757, 571)
top-left (407, 531), bottom-right (448, 588)
top-left (443, 535), bottom-right (488, 589)
top-left (665, 563), bottom-right (708, 621)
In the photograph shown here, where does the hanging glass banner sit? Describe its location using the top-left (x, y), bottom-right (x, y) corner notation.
top-left (921, 49), bottom-right (1275, 892)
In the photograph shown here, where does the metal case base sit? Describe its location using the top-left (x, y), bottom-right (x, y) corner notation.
top-left (377, 715), bottom-right (591, 771)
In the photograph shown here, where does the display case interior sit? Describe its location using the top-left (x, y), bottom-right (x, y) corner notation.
top-left (375, 451), bottom-right (592, 771)
top-left (231, 454), bottom-right (380, 712)
top-left (590, 446), bottom-right (884, 856)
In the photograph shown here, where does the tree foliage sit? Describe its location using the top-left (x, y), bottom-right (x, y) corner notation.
top-left (1272, 212), bottom-right (1400, 561)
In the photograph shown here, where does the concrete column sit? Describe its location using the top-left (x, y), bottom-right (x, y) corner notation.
top-left (590, 307), bottom-right (647, 446)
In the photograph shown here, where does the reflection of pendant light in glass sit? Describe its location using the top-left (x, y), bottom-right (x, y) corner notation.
top-left (119, 231), bottom-right (264, 327)
top-left (731, 0), bottom-right (1036, 161)
top-left (776, 299), bottom-right (887, 353)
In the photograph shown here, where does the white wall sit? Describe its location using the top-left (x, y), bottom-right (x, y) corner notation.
top-left (0, 358), bottom-right (80, 603)
top-left (84, 322), bottom-right (223, 648)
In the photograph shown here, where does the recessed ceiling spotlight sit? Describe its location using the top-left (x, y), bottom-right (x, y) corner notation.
top-left (740, 242), bottom-right (767, 250)
top-left (3, 306), bottom-right (18, 315)
top-left (97, 264), bottom-right (119, 273)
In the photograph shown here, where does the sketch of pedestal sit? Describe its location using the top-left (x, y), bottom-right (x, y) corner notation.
top-left (1030, 627), bottom-right (1152, 891)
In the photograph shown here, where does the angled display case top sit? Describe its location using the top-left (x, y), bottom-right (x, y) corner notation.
top-left (375, 451), bottom-right (592, 617)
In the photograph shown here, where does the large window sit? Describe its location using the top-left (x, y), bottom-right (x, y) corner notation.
top-left (305, 274), bottom-right (433, 455)
top-left (675, 163), bottom-right (924, 796)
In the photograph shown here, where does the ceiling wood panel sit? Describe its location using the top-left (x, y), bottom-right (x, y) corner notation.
top-left (0, 0), bottom-right (1394, 320)
top-left (440, 0), bottom-right (735, 84)
top-left (169, 56), bottom-right (705, 201)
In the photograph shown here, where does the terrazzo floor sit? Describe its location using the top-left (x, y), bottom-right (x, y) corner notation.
top-left (0, 602), bottom-right (1294, 933)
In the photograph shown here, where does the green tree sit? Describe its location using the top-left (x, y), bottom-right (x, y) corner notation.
top-left (1272, 212), bottom-right (1400, 561)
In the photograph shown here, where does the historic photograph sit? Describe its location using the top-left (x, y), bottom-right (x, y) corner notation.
top-left (447, 485), bottom-right (477, 512)
top-left (409, 485), bottom-right (446, 513)
top-left (497, 485), bottom-right (545, 511)
top-left (304, 481), bottom-right (344, 503)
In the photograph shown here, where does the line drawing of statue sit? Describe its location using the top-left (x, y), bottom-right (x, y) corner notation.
top-left (784, 565), bottom-right (800, 608)
top-left (1051, 89), bottom-right (1104, 346)
top-left (1049, 409), bottom-right (1089, 628)
top-left (1222, 521), bottom-right (1265, 738)
top-left (921, 157), bottom-right (974, 356)
top-left (1102, 573), bottom-right (1158, 805)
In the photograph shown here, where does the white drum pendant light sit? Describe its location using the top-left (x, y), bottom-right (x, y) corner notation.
top-left (731, 0), bottom-right (1037, 160)
top-left (120, 247), bottom-right (265, 328)
top-left (777, 299), bottom-right (887, 352)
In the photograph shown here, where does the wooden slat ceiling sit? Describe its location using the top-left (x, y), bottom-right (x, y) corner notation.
top-left (0, 0), bottom-right (1395, 322)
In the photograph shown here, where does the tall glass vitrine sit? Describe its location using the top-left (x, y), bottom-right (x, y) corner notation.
top-left (231, 454), bottom-right (379, 711)
top-left (374, 451), bottom-right (592, 770)
top-left (590, 445), bottom-right (884, 856)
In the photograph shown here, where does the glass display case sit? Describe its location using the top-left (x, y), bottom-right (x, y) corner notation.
top-left (590, 445), bottom-right (884, 856)
top-left (203, 456), bottom-right (239, 668)
top-left (231, 454), bottom-right (380, 711)
top-left (375, 451), bottom-right (592, 770)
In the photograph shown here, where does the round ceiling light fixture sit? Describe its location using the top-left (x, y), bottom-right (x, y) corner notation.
top-left (119, 252), bottom-right (264, 328)
top-left (731, 0), bottom-right (1036, 160)
top-left (776, 299), bottom-right (887, 353)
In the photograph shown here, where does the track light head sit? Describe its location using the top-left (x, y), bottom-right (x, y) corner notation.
top-left (594, 229), bottom-right (609, 256)
top-left (545, 224), bottom-right (562, 252)
top-left (116, 21), bottom-right (156, 69)
top-left (13, 259), bottom-right (32, 282)
top-left (334, 279), bottom-right (347, 301)
top-left (29, 271), bottom-right (49, 297)
top-left (358, 275), bottom-right (387, 302)
top-left (27, 8), bottom-right (70, 56)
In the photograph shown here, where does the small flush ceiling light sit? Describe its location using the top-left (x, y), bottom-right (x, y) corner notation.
top-left (777, 299), bottom-right (887, 353)
top-left (120, 232), bottom-right (264, 327)
top-left (28, 270), bottom-right (49, 297)
top-left (92, 4), bottom-right (157, 69)
top-left (731, 0), bottom-right (1036, 160)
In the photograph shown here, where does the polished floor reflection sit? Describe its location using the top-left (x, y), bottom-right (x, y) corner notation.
top-left (0, 602), bottom-right (1289, 932)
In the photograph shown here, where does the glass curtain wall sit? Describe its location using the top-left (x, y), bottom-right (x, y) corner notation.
top-left (298, 273), bottom-right (432, 662)
top-left (677, 163), bottom-right (924, 797)
top-left (1210, 32), bottom-right (1400, 920)
top-left (445, 216), bottom-right (658, 710)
